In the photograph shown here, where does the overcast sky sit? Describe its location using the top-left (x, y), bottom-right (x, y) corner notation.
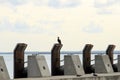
top-left (0, 0), bottom-right (120, 52)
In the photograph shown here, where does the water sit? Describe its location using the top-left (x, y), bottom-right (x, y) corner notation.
top-left (0, 51), bottom-right (119, 79)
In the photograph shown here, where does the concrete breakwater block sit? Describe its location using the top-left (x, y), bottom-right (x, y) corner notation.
top-left (118, 55), bottom-right (120, 72)
top-left (0, 56), bottom-right (10, 80)
top-left (64, 55), bottom-right (85, 75)
top-left (95, 55), bottom-right (113, 73)
top-left (28, 55), bottom-right (51, 78)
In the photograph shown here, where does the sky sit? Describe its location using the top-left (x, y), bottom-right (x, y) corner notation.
top-left (0, 0), bottom-right (120, 52)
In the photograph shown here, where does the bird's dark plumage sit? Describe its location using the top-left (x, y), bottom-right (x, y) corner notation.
top-left (57, 37), bottom-right (61, 44)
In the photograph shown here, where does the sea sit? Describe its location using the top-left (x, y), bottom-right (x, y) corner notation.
top-left (1, 51), bottom-right (120, 79)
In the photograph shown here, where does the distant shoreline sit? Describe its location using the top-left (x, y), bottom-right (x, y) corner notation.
top-left (0, 51), bottom-right (120, 54)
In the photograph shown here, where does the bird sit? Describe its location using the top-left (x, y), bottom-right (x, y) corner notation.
top-left (57, 37), bottom-right (61, 44)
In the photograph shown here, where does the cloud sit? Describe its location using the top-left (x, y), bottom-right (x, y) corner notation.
top-left (0, 18), bottom-right (28, 33)
top-left (0, 0), bottom-right (26, 6)
top-left (94, 0), bottom-right (120, 8)
top-left (0, 18), bottom-right (13, 31)
top-left (48, 0), bottom-right (60, 8)
top-left (0, 16), bottom-right (63, 35)
top-left (0, 0), bottom-right (81, 8)
top-left (61, 0), bottom-right (80, 7)
top-left (48, 0), bottom-right (80, 8)
top-left (82, 22), bottom-right (103, 33)
top-left (94, 0), bottom-right (120, 15)
top-left (97, 9), bottom-right (112, 15)
top-left (0, 0), bottom-right (120, 51)
top-left (12, 21), bottom-right (29, 32)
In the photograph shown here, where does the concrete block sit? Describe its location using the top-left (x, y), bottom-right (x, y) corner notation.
top-left (28, 55), bottom-right (51, 78)
top-left (64, 55), bottom-right (85, 75)
top-left (0, 56), bottom-right (10, 80)
top-left (117, 55), bottom-right (120, 72)
top-left (95, 55), bottom-right (113, 73)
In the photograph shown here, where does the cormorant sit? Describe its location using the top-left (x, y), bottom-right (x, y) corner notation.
top-left (57, 37), bottom-right (61, 44)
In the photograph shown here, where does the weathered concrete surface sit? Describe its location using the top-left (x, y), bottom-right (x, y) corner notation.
top-left (0, 56), bottom-right (10, 80)
top-left (95, 55), bottom-right (113, 73)
top-left (118, 55), bottom-right (120, 72)
top-left (28, 55), bottom-right (51, 78)
top-left (64, 55), bottom-right (85, 75)
top-left (12, 72), bottom-right (120, 80)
